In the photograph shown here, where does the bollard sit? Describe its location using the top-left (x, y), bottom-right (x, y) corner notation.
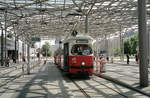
top-left (100, 60), bottom-right (103, 72)
top-left (22, 63), bottom-right (24, 76)
top-left (96, 56), bottom-right (98, 72)
top-left (100, 58), bottom-right (106, 73)
top-left (44, 60), bottom-right (46, 64)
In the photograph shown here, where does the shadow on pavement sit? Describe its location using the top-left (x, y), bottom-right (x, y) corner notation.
top-left (15, 62), bottom-right (72, 98)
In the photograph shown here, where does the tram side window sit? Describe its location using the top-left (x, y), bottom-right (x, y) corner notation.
top-left (71, 44), bottom-right (92, 56)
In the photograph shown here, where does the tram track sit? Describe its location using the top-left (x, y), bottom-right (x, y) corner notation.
top-left (91, 77), bottom-right (128, 98)
top-left (68, 77), bottom-right (91, 98)
top-left (68, 75), bottom-right (131, 98)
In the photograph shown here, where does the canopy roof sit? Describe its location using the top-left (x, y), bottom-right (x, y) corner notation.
top-left (0, 0), bottom-right (150, 41)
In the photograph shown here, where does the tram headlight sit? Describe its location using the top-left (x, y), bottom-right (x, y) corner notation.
top-left (81, 62), bottom-right (85, 66)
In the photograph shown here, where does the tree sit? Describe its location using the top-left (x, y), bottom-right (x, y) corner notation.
top-left (7, 33), bottom-right (13, 39)
top-left (124, 34), bottom-right (139, 55)
top-left (115, 48), bottom-right (120, 55)
top-left (41, 42), bottom-right (52, 57)
top-left (111, 48), bottom-right (114, 56)
top-left (130, 35), bottom-right (138, 54)
top-left (124, 40), bottom-right (131, 54)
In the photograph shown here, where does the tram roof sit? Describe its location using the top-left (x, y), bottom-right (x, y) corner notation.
top-left (0, 0), bottom-right (150, 42)
top-left (63, 34), bottom-right (93, 43)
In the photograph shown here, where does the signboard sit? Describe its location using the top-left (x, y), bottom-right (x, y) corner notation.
top-left (32, 37), bottom-right (41, 42)
top-left (76, 39), bottom-right (88, 43)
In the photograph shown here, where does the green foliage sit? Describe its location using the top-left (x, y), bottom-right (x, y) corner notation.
top-left (41, 42), bottom-right (52, 57)
top-left (111, 48), bottom-right (114, 55)
top-left (7, 33), bottom-right (13, 39)
top-left (130, 35), bottom-right (138, 54)
top-left (124, 34), bottom-right (139, 55)
top-left (115, 48), bottom-right (120, 55)
top-left (124, 40), bottom-right (131, 54)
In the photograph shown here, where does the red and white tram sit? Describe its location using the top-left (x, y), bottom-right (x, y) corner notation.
top-left (54, 34), bottom-right (94, 76)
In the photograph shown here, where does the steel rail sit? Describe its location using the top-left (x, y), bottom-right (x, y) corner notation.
top-left (91, 78), bottom-right (129, 98)
top-left (69, 77), bottom-right (91, 98)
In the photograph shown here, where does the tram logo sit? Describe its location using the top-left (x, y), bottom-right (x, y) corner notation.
top-left (72, 57), bottom-right (77, 63)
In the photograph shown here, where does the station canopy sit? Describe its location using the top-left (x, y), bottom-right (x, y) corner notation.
top-left (0, 0), bottom-right (150, 41)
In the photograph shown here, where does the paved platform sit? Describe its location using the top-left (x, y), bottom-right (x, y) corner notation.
top-left (103, 60), bottom-right (150, 94)
top-left (0, 59), bottom-right (150, 98)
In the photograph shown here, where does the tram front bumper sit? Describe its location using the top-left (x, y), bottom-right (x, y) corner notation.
top-left (69, 65), bottom-right (93, 75)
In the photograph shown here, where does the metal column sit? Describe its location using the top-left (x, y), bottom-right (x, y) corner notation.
top-left (120, 27), bottom-right (124, 61)
top-left (22, 42), bottom-right (24, 61)
top-left (4, 10), bottom-right (7, 64)
top-left (13, 24), bottom-right (17, 63)
top-left (138, 0), bottom-right (148, 87)
top-left (14, 33), bottom-right (17, 63)
top-left (105, 34), bottom-right (108, 56)
top-left (27, 43), bottom-right (30, 75)
top-left (1, 28), bottom-right (4, 66)
top-left (96, 37), bottom-right (98, 72)
top-left (85, 15), bottom-right (88, 33)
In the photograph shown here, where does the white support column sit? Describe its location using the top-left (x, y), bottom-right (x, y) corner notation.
top-left (27, 43), bottom-right (30, 75)
top-left (138, 0), bottom-right (148, 87)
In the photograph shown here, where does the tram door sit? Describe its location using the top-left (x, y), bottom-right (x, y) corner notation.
top-left (64, 43), bottom-right (69, 72)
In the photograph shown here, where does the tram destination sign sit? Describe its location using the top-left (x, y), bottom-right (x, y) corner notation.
top-left (76, 39), bottom-right (88, 43)
top-left (32, 37), bottom-right (41, 42)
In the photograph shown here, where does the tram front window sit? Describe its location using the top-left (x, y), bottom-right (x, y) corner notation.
top-left (71, 44), bottom-right (92, 56)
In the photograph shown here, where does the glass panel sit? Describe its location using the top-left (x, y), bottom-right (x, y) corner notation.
top-left (71, 44), bottom-right (92, 56)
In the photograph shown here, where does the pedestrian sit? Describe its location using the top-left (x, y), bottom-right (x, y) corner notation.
top-left (126, 54), bottom-right (130, 64)
top-left (12, 57), bottom-right (16, 63)
top-left (106, 56), bottom-right (109, 62)
top-left (23, 56), bottom-right (26, 62)
top-left (135, 54), bottom-right (138, 63)
top-left (5, 57), bottom-right (10, 67)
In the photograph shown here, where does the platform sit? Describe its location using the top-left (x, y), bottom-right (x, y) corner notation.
top-left (0, 60), bottom-right (150, 98)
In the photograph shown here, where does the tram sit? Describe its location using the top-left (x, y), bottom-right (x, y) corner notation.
top-left (54, 34), bottom-right (94, 76)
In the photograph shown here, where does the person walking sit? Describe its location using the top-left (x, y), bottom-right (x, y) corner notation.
top-left (106, 56), bottom-right (109, 62)
top-left (5, 57), bottom-right (10, 67)
top-left (135, 54), bottom-right (138, 63)
top-left (126, 54), bottom-right (130, 64)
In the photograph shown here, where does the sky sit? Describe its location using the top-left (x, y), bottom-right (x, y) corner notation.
top-left (35, 40), bottom-right (55, 48)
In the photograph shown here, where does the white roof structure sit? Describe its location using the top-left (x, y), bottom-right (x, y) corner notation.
top-left (63, 33), bottom-right (93, 43)
top-left (0, 0), bottom-right (149, 41)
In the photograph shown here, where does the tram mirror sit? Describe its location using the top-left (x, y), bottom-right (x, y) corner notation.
top-left (72, 30), bottom-right (78, 37)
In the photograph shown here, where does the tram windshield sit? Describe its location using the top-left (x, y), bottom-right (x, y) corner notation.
top-left (71, 44), bottom-right (92, 56)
